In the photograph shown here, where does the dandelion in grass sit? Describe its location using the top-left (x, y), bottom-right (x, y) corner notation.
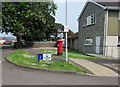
top-left (31, 63), bottom-right (37, 65)
top-left (21, 54), bottom-right (35, 58)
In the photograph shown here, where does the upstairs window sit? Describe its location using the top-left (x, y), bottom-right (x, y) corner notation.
top-left (91, 14), bottom-right (96, 24)
top-left (84, 37), bottom-right (93, 45)
top-left (83, 14), bottom-right (96, 27)
top-left (87, 16), bottom-right (92, 25)
top-left (83, 18), bottom-right (87, 26)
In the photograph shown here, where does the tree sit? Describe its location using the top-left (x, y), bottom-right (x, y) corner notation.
top-left (45, 23), bottom-right (64, 41)
top-left (53, 23), bottom-right (64, 40)
top-left (2, 2), bottom-right (57, 48)
top-left (68, 30), bottom-right (74, 36)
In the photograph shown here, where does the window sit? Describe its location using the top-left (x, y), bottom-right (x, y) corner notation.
top-left (117, 36), bottom-right (120, 47)
top-left (118, 36), bottom-right (120, 43)
top-left (118, 11), bottom-right (120, 20)
top-left (83, 18), bottom-right (87, 26)
top-left (91, 14), bottom-right (96, 24)
top-left (87, 16), bottom-right (92, 25)
top-left (84, 37), bottom-right (93, 45)
top-left (83, 14), bottom-right (96, 27)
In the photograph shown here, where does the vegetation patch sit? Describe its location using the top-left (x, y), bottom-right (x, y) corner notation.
top-left (37, 49), bottom-right (104, 59)
top-left (7, 50), bottom-right (87, 73)
top-left (0, 44), bottom-right (11, 47)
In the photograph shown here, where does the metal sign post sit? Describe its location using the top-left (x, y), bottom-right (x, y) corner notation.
top-left (65, 0), bottom-right (68, 62)
top-left (65, 32), bottom-right (68, 62)
top-left (64, 26), bottom-right (69, 62)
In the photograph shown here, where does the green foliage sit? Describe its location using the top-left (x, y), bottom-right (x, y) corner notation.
top-left (7, 50), bottom-right (87, 73)
top-left (68, 30), bottom-right (74, 36)
top-left (51, 23), bottom-right (64, 41)
top-left (2, 2), bottom-right (57, 41)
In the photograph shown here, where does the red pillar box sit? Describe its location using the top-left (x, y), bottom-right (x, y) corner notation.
top-left (57, 40), bottom-right (63, 56)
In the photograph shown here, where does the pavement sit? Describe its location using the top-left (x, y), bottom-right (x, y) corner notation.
top-left (86, 59), bottom-right (120, 74)
top-left (69, 58), bottom-right (119, 77)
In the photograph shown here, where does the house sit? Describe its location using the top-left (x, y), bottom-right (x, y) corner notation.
top-left (68, 32), bottom-right (78, 50)
top-left (6, 38), bottom-right (17, 43)
top-left (0, 37), bottom-right (6, 45)
top-left (0, 40), bottom-right (6, 45)
top-left (77, 0), bottom-right (120, 58)
top-left (0, 37), bottom-right (17, 45)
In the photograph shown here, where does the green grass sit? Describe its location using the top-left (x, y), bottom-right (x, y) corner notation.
top-left (7, 50), bottom-right (87, 73)
top-left (37, 49), bottom-right (104, 59)
top-left (0, 45), bottom-right (11, 47)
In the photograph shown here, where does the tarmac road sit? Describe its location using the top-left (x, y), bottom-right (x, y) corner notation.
top-left (2, 48), bottom-right (119, 85)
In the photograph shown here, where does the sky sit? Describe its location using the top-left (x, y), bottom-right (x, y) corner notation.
top-left (54, 0), bottom-right (87, 33)
top-left (0, 32), bottom-right (15, 38)
top-left (0, 0), bottom-right (87, 37)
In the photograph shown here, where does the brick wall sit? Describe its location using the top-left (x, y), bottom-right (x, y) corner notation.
top-left (23, 41), bottom-right (57, 48)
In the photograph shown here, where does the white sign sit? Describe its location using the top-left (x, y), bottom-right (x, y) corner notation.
top-left (43, 54), bottom-right (52, 60)
top-left (64, 26), bottom-right (69, 32)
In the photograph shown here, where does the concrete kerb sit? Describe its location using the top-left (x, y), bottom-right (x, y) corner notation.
top-left (5, 57), bottom-right (119, 77)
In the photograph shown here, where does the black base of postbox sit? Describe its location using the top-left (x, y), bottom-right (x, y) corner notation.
top-left (57, 53), bottom-right (62, 56)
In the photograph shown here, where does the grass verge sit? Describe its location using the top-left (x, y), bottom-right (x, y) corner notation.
top-left (0, 44), bottom-right (14, 47)
top-left (36, 49), bottom-right (104, 59)
top-left (7, 50), bottom-right (87, 73)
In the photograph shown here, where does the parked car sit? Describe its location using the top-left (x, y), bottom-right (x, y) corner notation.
top-left (3, 42), bottom-right (11, 45)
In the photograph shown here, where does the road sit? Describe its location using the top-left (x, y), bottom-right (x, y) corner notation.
top-left (1, 48), bottom-right (119, 85)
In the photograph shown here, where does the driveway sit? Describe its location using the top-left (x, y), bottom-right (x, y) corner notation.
top-left (1, 48), bottom-right (119, 85)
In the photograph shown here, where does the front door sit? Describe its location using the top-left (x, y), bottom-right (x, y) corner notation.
top-left (96, 36), bottom-right (100, 54)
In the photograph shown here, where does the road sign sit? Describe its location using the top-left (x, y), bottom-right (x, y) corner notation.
top-left (38, 54), bottom-right (43, 60)
top-left (43, 54), bottom-right (52, 60)
top-left (64, 26), bottom-right (69, 32)
top-left (38, 54), bottom-right (52, 60)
